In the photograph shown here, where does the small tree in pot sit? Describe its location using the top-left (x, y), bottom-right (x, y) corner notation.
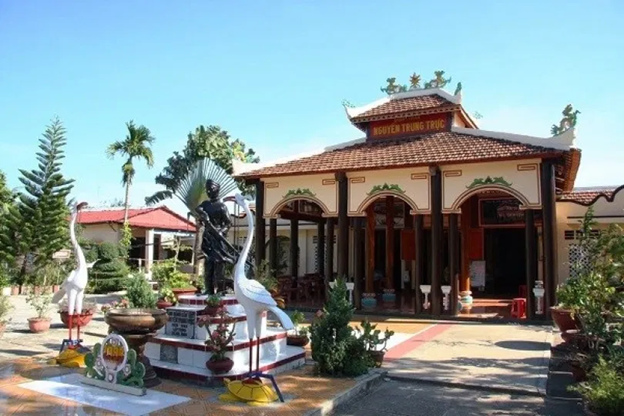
top-left (287, 310), bottom-right (309, 347)
top-left (357, 319), bottom-right (395, 368)
top-left (26, 290), bottom-right (52, 333)
top-left (204, 294), bottom-right (221, 316)
top-left (156, 286), bottom-right (177, 309)
top-left (58, 300), bottom-right (97, 328)
top-left (197, 308), bottom-right (236, 374)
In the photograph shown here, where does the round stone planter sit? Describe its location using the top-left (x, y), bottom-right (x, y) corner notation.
top-left (59, 311), bottom-right (94, 328)
top-left (105, 308), bottom-right (168, 387)
top-left (28, 317), bottom-right (51, 333)
top-left (206, 357), bottom-right (234, 375)
top-left (287, 335), bottom-right (310, 347)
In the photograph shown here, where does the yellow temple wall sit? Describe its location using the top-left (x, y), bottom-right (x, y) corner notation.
top-left (347, 167), bottom-right (431, 215)
top-left (441, 159), bottom-right (542, 212)
top-left (263, 173), bottom-right (338, 218)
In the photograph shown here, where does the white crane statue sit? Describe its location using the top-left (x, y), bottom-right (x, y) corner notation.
top-left (52, 201), bottom-right (94, 350)
top-left (232, 193), bottom-right (294, 399)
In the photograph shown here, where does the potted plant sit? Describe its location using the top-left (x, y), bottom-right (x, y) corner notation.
top-left (26, 290), bottom-right (52, 333)
top-left (0, 295), bottom-right (13, 337)
top-left (58, 300), bottom-right (97, 328)
top-left (198, 308), bottom-right (235, 374)
top-left (204, 294), bottom-right (222, 316)
top-left (156, 286), bottom-right (177, 309)
top-left (287, 310), bottom-right (309, 347)
top-left (151, 259), bottom-right (195, 300)
top-left (358, 319), bottom-right (395, 368)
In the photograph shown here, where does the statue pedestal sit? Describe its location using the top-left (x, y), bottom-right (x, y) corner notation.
top-left (145, 295), bottom-right (305, 383)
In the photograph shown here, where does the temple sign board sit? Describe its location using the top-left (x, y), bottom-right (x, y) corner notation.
top-left (368, 114), bottom-right (448, 139)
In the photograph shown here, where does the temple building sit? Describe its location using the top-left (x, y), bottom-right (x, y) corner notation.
top-left (233, 80), bottom-right (623, 319)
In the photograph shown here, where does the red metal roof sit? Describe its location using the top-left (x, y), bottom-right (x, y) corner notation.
top-left (77, 206), bottom-right (196, 232)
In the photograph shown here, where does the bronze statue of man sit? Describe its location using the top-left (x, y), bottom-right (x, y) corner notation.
top-left (196, 179), bottom-right (235, 294)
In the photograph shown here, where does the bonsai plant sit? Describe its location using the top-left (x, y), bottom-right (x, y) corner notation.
top-left (358, 319), bottom-right (395, 367)
top-left (26, 290), bottom-right (52, 333)
top-left (88, 241), bottom-right (129, 293)
top-left (204, 294), bottom-right (221, 316)
top-left (156, 286), bottom-right (177, 309)
top-left (58, 300), bottom-right (97, 328)
top-left (287, 310), bottom-right (309, 347)
top-left (0, 295), bottom-right (13, 337)
top-left (198, 308), bottom-right (236, 374)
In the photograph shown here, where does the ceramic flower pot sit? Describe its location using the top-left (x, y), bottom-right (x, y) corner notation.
top-left (59, 311), bottom-right (94, 328)
top-left (287, 335), bottom-right (310, 347)
top-left (28, 318), bottom-right (51, 333)
top-left (206, 357), bottom-right (234, 374)
top-left (369, 350), bottom-right (385, 368)
top-left (172, 288), bottom-right (196, 301)
top-left (362, 293), bottom-right (377, 309)
top-left (10, 286), bottom-right (18, 296)
top-left (156, 300), bottom-right (174, 310)
top-left (204, 306), bottom-right (220, 316)
top-left (550, 307), bottom-right (580, 332)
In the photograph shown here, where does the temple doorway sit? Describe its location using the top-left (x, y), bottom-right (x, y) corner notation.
top-left (483, 228), bottom-right (525, 297)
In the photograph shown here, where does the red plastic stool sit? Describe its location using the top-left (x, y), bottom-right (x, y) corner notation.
top-left (511, 298), bottom-right (526, 319)
top-left (519, 285), bottom-right (527, 298)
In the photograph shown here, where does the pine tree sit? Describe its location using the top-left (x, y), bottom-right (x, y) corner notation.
top-left (0, 118), bottom-right (74, 285)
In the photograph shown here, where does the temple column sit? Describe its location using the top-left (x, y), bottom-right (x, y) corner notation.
top-left (430, 167), bottom-right (443, 315)
top-left (325, 217), bottom-right (335, 299)
top-left (268, 218), bottom-right (277, 275)
top-left (289, 204), bottom-right (299, 279)
top-left (525, 209), bottom-right (538, 320)
top-left (353, 217), bottom-right (364, 309)
top-left (449, 213), bottom-right (460, 316)
top-left (145, 228), bottom-right (154, 274)
top-left (540, 160), bottom-right (557, 312)
top-left (255, 181), bottom-right (266, 267)
top-left (336, 172), bottom-right (349, 278)
top-left (365, 205), bottom-right (375, 295)
top-left (317, 219), bottom-right (326, 277)
top-left (385, 196), bottom-right (395, 291)
top-left (414, 214), bottom-right (424, 313)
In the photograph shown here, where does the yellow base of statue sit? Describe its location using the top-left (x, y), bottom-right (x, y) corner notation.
top-left (219, 378), bottom-right (279, 406)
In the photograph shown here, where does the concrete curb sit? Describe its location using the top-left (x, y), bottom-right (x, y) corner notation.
top-left (536, 329), bottom-right (554, 396)
top-left (304, 369), bottom-right (386, 416)
top-left (386, 373), bottom-right (546, 397)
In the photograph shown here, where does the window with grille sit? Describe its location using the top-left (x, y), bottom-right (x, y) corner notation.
top-left (568, 244), bottom-right (591, 278)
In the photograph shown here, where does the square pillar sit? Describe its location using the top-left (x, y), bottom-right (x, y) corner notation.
top-left (336, 172), bottom-right (349, 278)
top-left (325, 217), bottom-right (335, 299)
top-left (540, 160), bottom-right (557, 312)
top-left (317, 219), bottom-right (326, 277)
top-left (525, 209), bottom-right (538, 319)
top-left (353, 217), bottom-right (364, 309)
top-left (255, 181), bottom-right (266, 268)
top-left (449, 213), bottom-right (460, 316)
top-left (430, 167), bottom-right (443, 315)
top-left (289, 212), bottom-right (299, 278)
top-left (268, 218), bottom-right (278, 275)
top-left (145, 228), bottom-right (154, 275)
top-left (414, 214), bottom-right (425, 313)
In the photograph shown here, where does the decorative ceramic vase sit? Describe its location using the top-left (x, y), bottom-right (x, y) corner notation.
top-left (287, 335), bottom-right (310, 347)
top-left (382, 289), bottom-right (396, 303)
top-left (206, 357), bottom-right (234, 374)
top-left (362, 293), bottom-right (377, 309)
top-left (105, 308), bottom-right (169, 387)
top-left (369, 350), bottom-right (385, 368)
top-left (550, 307), bottom-right (580, 332)
top-left (28, 317), bottom-right (51, 333)
top-left (59, 311), bottom-right (94, 328)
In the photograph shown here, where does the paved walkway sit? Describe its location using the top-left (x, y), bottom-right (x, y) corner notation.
top-left (383, 321), bottom-right (552, 396)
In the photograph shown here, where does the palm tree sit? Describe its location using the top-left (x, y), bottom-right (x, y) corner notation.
top-left (106, 121), bottom-right (156, 222)
top-left (145, 158), bottom-right (238, 275)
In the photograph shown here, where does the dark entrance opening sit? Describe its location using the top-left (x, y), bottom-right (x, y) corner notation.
top-left (484, 228), bottom-right (525, 297)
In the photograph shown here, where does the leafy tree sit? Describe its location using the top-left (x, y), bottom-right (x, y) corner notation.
top-left (0, 118), bottom-right (74, 286)
top-left (0, 171), bottom-right (13, 216)
top-left (106, 121), bottom-right (155, 223)
top-left (148, 125), bottom-right (259, 204)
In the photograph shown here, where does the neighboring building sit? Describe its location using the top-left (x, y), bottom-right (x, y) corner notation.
top-left (229, 85), bottom-right (623, 319)
top-left (77, 206), bottom-right (197, 274)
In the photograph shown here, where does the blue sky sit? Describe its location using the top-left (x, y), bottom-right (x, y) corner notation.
top-left (1, 1), bottom-right (622, 215)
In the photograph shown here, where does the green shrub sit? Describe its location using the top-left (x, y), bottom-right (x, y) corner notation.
top-left (151, 258), bottom-right (192, 289)
top-left (0, 295), bottom-right (13, 324)
top-left (572, 358), bottom-right (624, 416)
top-left (126, 275), bottom-right (157, 309)
top-left (88, 242), bottom-right (129, 294)
top-left (310, 277), bottom-right (370, 377)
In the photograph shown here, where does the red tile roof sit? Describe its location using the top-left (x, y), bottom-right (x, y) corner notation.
top-left (559, 185), bottom-right (624, 205)
top-left (351, 95), bottom-right (455, 122)
top-left (77, 207), bottom-right (196, 232)
top-left (238, 131), bottom-right (566, 178)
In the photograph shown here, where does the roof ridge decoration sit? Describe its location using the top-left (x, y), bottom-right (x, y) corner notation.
top-left (343, 70), bottom-right (463, 119)
top-left (551, 104), bottom-right (580, 136)
top-left (451, 126), bottom-right (576, 151)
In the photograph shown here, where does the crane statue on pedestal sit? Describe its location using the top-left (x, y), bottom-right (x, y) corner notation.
top-left (52, 201), bottom-right (95, 352)
top-left (232, 192), bottom-right (294, 401)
